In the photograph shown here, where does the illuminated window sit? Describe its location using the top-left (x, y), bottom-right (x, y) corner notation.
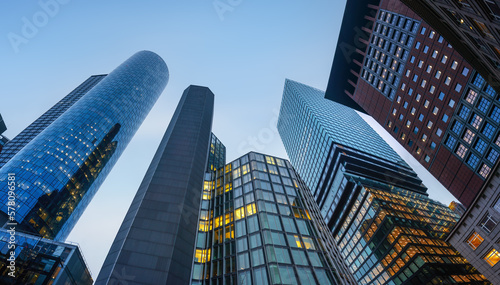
top-left (421, 79), bottom-right (427, 88)
top-left (466, 89), bottom-right (478, 104)
top-left (432, 107), bottom-right (439, 115)
top-left (479, 164), bottom-right (492, 178)
top-left (427, 120), bottom-right (433, 128)
top-left (421, 134), bottom-right (428, 142)
top-left (444, 76), bottom-right (451, 85)
top-left (463, 129), bottom-right (475, 144)
top-left (429, 85), bottom-right (435, 94)
top-left (246, 203), bottom-right (257, 216)
top-left (467, 232), bottom-right (484, 250)
top-left (484, 249), bottom-right (500, 266)
top-left (416, 93), bottom-right (422, 102)
top-left (441, 55), bottom-right (448, 64)
top-left (456, 144), bottom-right (468, 158)
top-left (411, 107), bottom-right (416, 115)
top-left (452, 61), bottom-right (458, 70)
top-left (424, 100), bottom-right (430, 108)
top-left (302, 237), bottom-right (316, 250)
top-left (195, 249), bottom-right (211, 263)
top-left (426, 65), bottom-right (432, 73)
top-left (235, 207), bottom-right (245, 220)
top-left (418, 60), bottom-right (424, 68)
top-left (288, 234), bottom-right (303, 248)
top-left (432, 50), bottom-right (438, 58)
top-left (471, 115), bottom-right (483, 129)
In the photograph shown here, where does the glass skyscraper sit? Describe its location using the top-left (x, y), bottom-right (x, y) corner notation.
top-left (0, 75), bottom-right (107, 168)
top-left (191, 151), bottom-right (356, 285)
top-left (0, 50), bottom-right (169, 241)
top-left (277, 79), bottom-right (411, 196)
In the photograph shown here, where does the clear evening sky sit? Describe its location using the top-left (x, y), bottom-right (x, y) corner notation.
top-left (1, 0), bottom-right (455, 277)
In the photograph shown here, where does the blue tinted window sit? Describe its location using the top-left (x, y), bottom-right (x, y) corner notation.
top-left (451, 121), bottom-right (463, 135)
top-left (475, 139), bottom-right (488, 154)
top-left (490, 106), bottom-right (500, 123)
top-left (418, 114), bottom-right (424, 121)
top-left (487, 149), bottom-right (500, 164)
top-left (467, 153), bottom-right (480, 169)
top-left (445, 135), bottom-right (457, 149)
top-left (482, 123), bottom-right (496, 139)
top-left (477, 98), bottom-right (491, 113)
top-left (458, 105), bottom-right (470, 120)
top-left (472, 73), bottom-right (486, 89)
top-left (438, 92), bottom-right (445, 100)
top-left (484, 85), bottom-right (497, 98)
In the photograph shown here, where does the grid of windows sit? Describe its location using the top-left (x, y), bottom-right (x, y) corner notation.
top-left (362, 9), bottom-right (420, 100)
top-left (444, 71), bottom-right (500, 179)
top-left (192, 152), bottom-right (341, 284)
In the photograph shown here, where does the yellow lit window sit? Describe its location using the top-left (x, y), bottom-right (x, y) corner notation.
top-left (241, 164), bottom-right (250, 175)
top-left (214, 216), bottom-right (222, 228)
top-left (302, 237), bottom-right (316, 250)
top-left (466, 232), bottom-right (484, 250)
top-left (225, 213), bottom-right (233, 225)
top-left (199, 220), bottom-right (211, 232)
top-left (225, 164), bottom-right (232, 173)
top-left (291, 235), bottom-right (303, 248)
top-left (225, 183), bottom-right (232, 192)
top-left (233, 168), bottom-right (241, 178)
top-left (265, 156), bottom-right (275, 165)
top-left (484, 249), bottom-right (500, 266)
top-left (305, 210), bottom-right (311, 220)
top-left (225, 224), bottom-right (234, 240)
top-left (235, 207), bottom-right (245, 220)
top-left (202, 191), bottom-right (211, 200)
top-left (194, 249), bottom-right (211, 263)
top-left (246, 203), bottom-right (256, 216)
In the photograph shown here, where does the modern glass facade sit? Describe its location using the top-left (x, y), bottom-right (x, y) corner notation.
top-left (0, 75), bottom-right (106, 168)
top-left (277, 79), bottom-right (409, 195)
top-left (191, 152), bottom-right (353, 285)
top-left (0, 229), bottom-right (92, 285)
top-left (332, 178), bottom-right (488, 284)
top-left (0, 51), bottom-right (169, 241)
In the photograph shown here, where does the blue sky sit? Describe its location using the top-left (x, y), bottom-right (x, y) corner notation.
top-left (1, 0), bottom-right (455, 277)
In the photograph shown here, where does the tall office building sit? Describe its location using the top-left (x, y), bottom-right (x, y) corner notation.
top-left (327, 0), bottom-right (500, 207)
top-left (96, 85), bottom-right (215, 285)
top-left (191, 151), bottom-right (355, 285)
top-left (0, 75), bottom-right (106, 168)
top-left (278, 80), bottom-right (490, 284)
top-left (277, 79), bottom-right (419, 197)
top-left (0, 50), bottom-right (169, 241)
top-left (397, 0), bottom-right (500, 94)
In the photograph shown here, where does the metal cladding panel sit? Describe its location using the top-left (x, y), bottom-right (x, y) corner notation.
top-left (96, 85), bottom-right (214, 285)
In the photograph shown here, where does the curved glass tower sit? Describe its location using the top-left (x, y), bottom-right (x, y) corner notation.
top-left (0, 50), bottom-right (169, 241)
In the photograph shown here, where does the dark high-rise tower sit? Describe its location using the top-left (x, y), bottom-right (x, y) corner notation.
top-left (0, 75), bottom-right (106, 168)
top-left (0, 51), bottom-right (168, 241)
top-left (96, 85), bottom-right (215, 285)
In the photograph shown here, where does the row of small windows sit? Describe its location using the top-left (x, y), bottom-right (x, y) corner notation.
top-left (377, 10), bottom-right (420, 34)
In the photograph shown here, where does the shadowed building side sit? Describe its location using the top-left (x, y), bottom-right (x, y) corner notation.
top-left (96, 85), bottom-right (214, 285)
